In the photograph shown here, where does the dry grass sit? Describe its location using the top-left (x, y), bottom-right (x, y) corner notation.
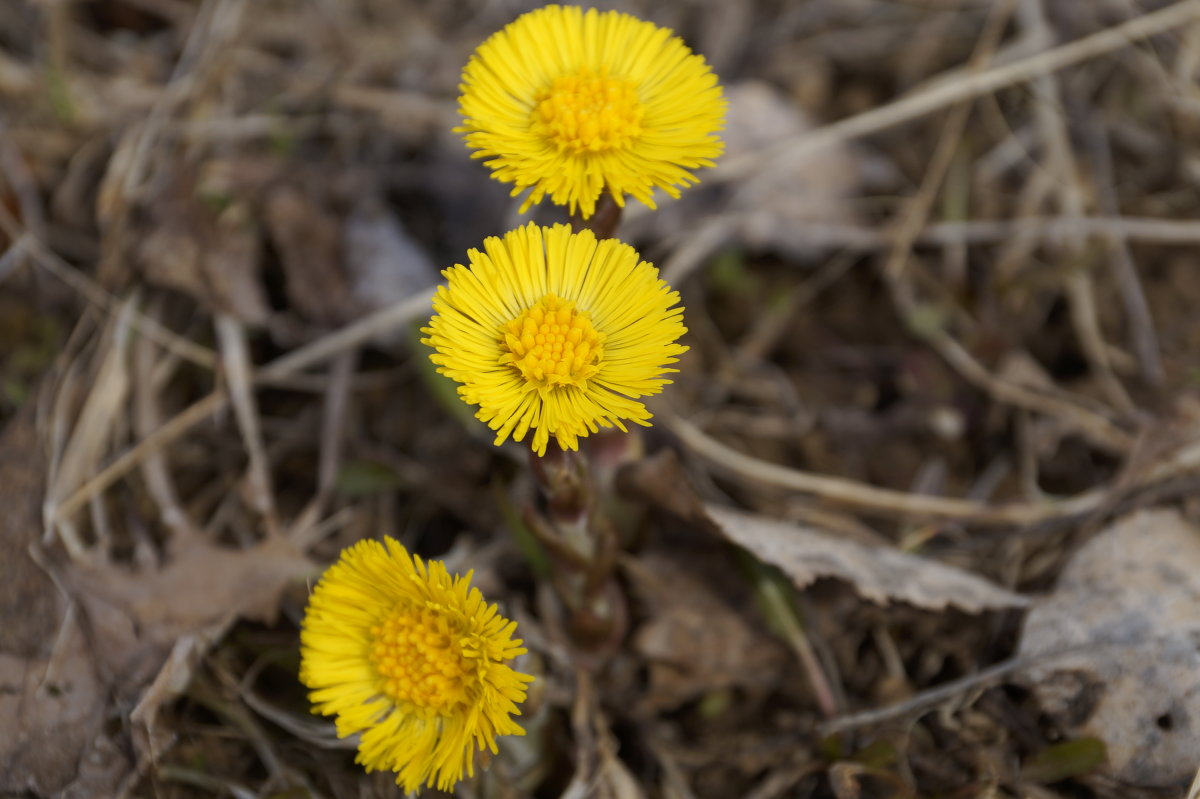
top-left (2, 1), bottom-right (1200, 797)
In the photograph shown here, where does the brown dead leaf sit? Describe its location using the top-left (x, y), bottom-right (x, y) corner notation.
top-left (0, 406), bottom-right (55, 658)
top-left (560, 670), bottom-right (647, 799)
top-left (264, 184), bottom-right (354, 326)
top-left (129, 169), bottom-right (269, 324)
top-left (1017, 509), bottom-right (1200, 787)
top-left (66, 532), bottom-right (314, 758)
top-left (0, 616), bottom-right (123, 797)
top-left (625, 553), bottom-right (787, 713)
top-left (828, 761), bottom-right (865, 799)
top-left (96, 142), bottom-right (276, 323)
top-left (616, 448), bottom-right (710, 528)
top-left (0, 406), bottom-right (126, 796)
top-left (44, 302), bottom-right (134, 558)
top-left (705, 505), bottom-right (1028, 613)
top-left (129, 629), bottom-right (228, 758)
top-left (619, 450), bottom-right (1025, 612)
top-left (69, 533), bottom-right (313, 653)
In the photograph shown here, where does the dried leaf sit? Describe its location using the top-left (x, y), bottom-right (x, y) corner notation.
top-left (0, 408), bottom-right (55, 658)
top-left (44, 302), bottom-right (134, 557)
top-left (625, 553), bottom-right (787, 712)
top-left (616, 449), bottom-right (710, 527)
top-left (1017, 509), bottom-right (1200, 787)
top-left (66, 533), bottom-right (314, 758)
top-left (705, 505), bottom-right (1028, 612)
top-left (0, 617), bottom-right (121, 796)
top-left (828, 762), bottom-right (865, 799)
top-left (69, 534), bottom-right (313, 645)
top-left (0, 408), bottom-right (127, 796)
top-left (131, 172), bottom-right (269, 324)
top-left (619, 451), bottom-right (1025, 613)
top-left (129, 631), bottom-right (226, 758)
top-left (264, 185), bottom-right (354, 326)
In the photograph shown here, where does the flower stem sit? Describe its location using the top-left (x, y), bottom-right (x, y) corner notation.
top-left (526, 443), bottom-right (628, 657)
top-left (569, 192), bottom-right (622, 239)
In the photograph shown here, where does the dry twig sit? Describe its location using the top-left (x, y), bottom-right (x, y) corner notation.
top-left (665, 411), bottom-right (1200, 527)
top-left (1080, 109), bottom-right (1164, 386)
top-left (215, 314), bottom-right (279, 535)
top-left (48, 288), bottom-right (434, 526)
top-left (716, 0), bottom-right (1200, 183)
top-left (873, 0), bottom-right (1135, 455)
top-left (1018, 0), bottom-right (1136, 415)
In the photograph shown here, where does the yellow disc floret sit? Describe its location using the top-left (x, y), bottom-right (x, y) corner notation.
top-left (370, 605), bottom-right (468, 715)
top-left (500, 294), bottom-right (603, 388)
top-left (532, 69), bottom-right (644, 154)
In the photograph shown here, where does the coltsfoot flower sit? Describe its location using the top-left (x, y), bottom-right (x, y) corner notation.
top-left (300, 538), bottom-right (533, 793)
top-left (458, 4), bottom-right (725, 219)
top-left (421, 222), bottom-right (688, 457)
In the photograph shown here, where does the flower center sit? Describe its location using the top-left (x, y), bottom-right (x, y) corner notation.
top-left (370, 604), bottom-right (469, 713)
top-left (531, 68), bottom-right (644, 153)
top-left (500, 294), bottom-right (603, 388)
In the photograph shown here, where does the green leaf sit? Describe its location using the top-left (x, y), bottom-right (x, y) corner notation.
top-left (1022, 738), bottom-right (1106, 783)
top-left (334, 461), bottom-right (402, 497)
top-left (818, 733), bottom-right (845, 762)
top-left (698, 688), bottom-right (733, 719)
top-left (906, 303), bottom-right (947, 337)
top-left (494, 482), bottom-right (551, 579)
top-left (850, 739), bottom-right (897, 768)
top-left (707, 247), bottom-right (754, 297)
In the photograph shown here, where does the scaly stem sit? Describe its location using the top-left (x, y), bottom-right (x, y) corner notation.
top-left (526, 442), bottom-right (628, 657)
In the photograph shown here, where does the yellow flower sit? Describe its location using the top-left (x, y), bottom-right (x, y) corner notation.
top-left (300, 538), bottom-right (533, 793)
top-left (458, 4), bottom-right (725, 219)
top-left (421, 222), bottom-right (688, 457)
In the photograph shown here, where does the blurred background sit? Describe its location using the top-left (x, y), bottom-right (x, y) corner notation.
top-left (2, 1), bottom-right (1200, 797)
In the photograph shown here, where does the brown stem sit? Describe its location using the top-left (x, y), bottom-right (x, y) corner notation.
top-left (527, 442), bottom-right (628, 659)
top-left (569, 192), bottom-right (622, 239)
top-left (529, 446), bottom-right (590, 525)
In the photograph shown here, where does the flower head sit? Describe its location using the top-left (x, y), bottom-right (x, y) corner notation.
top-left (300, 538), bottom-right (533, 793)
top-left (421, 222), bottom-right (688, 457)
top-left (458, 4), bottom-right (725, 219)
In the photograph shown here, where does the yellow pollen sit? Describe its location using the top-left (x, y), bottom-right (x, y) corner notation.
top-left (369, 605), bottom-right (469, 713)
top-left (531, 68), bottom-right (644, 153)
top-left (500, 294), bottom-right (603, 388)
